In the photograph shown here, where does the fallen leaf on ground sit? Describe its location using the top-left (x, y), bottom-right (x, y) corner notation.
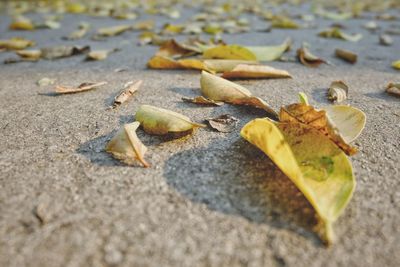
top-left (328, 81), bottom-right (348, 103)
top-left (37, 77), bottom-right (55, 87)
top-left (147, 56), bottom-right (212, 71)
top-left (241, 118), bottom-right (355, 245)
top-left (203, 45), bottom-right (257, 60)
top-left (156, 39), bottom-right (200, 58)
top-left (112, 80), bottom-right (142, 108)
top-left (54, 81), bottom-right (107, 94)
top-left (132, 20), bottom-right (155, 31)
top-left (66, 2), bottom-right (86, 13)
top-left (205, 114), bottom-right (239, 133)
top-left (270, 15), bottom-right (300, 29)
top-left (335, 49), bottom-right (357, 64)
top-left (280, 103), bottom-right (361, 155)
top-left (324, 105), bottom-right (367, 143)
top-left (297, 44), bottom-right (326, 67)
top-left (161, 23), bottom-right (184, 35)
top-left (386, 83), bottom-right (400, 97)
top-left (9, 16), bottom-right (35, 30)
top-left (392, 60), bottom-right (400, 70)
top-left (200, 71), bottom-right (277, 116)
top-left (379, 34), bottom-right (393, 46)
top-left (0, 37), bottom-right (35, 50)
top-left (221, 64), bottom-right (292, 79)
top-left (319, 28), bottom-right (362, 42)
top-left (106, 121), bottom-right (150, 167)
top-left (363, 21), bottom-right (379, 31)
top-left (64, 22), bottom-right (90, 40)
top-left (182, 96), bottom-right (224, 106)
top-left (299, 92), bottom-right (309, 105)
top-left (245, 38), bottom-right (292, 61)
top-left (135, 105), bottom-right (206, 135)
top-left (16, 50), bottom-right (42, 60)
top-left (314, 7), bottom-right (352, 20)
top-left (203, 59), bottom-right (260, 72)
top-left (86, 48), bottom-right (118, 61)
top-left (96, 24), bottom-right (132, 37)
top-left (41, 45), bottom-right (90, 59)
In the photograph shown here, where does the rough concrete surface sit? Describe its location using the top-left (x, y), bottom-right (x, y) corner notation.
top-left (0, 7), bottom-right (400, 267)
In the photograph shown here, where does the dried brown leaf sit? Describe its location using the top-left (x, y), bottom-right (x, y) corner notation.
top-left (328, 81), bottom-right (348, 103)
top-left (54, 81), bottom-right (107, 94)
top-left (205, 114), bottom-right (239, 133)
top-left (113, 80), bottom-right (143, 108)
top-left (335, 49), bottom-right (357, 64)
top-left (221, 64), bottom-right (291, 79)
top-left (41, 45), bottom-right (90, 60)
top-left (297, 45), bottom-right (326, 67)
top-left (182, 96), bottom-right (224, 106)
top-left (386, 83), bottom-right (400, 97)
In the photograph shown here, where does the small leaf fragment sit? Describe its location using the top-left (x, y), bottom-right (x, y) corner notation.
top-left (64, 22), bottom-right (90, 40)
top-left (386, 83), bottom-right (400, 97)
top-left (206, 114), bottom-right (239, 133)
top-left (241, 118), bottom-right (355, 245)
top-left (299, 92), bottom-right (309, 105)
top-left (96, 25), bottom-right (132, 37)
top-left (132, 20), bottom-right (155, 31)
top-left (135, 105), bottom-right (206, 135)
top-left (270, 15), bottom-right (300, 29)
top-left (328, 81), bottom-right (348, 103)
top-left (297, 44), bottom-right (326, 67)
top-left (54, 81), bottom-right (107, 95)
top-left (37, 77), bottom-right (55, 87)
top-left (221, 64), bottom-right (292, 79)
top-left (106, 122), bottom-right (149, 167)
top-left (245, 38), bottom-right (292, 61)
top-left (113, 80), bottom-right (142, 108)
top-left (319, 28), bottom-right (362, 42)
top-left (379, 34), bottom-right (393, 46)
top-left (86, 49), bottom-right (118, 61)
top-left (335, 49), bottom-right (357, 64)
top-left (9, 16), bottom-right (35, 30)
top-left (16, 50), bottom-right (42, 60)
top-left (182, 96), bottom-right (224, 106)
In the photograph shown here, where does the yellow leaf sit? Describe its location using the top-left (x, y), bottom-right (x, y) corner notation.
top-left (106, 122), bottom-right (150, 168)
top-left (135, 105), bottom-right (206, 135)
top-left (245, 38), bottom-right (292, 61)
top-left (86, 49), bottom-right (118, 61)
top-left (203, 59), bottom-right (260, 72)
top-left (203, 45), bottom-right (257, 61)
top-left (66, 3), bottom-right (87, 14)
top-left (96, 25), bottom-right (132, 37)
top-left (156, 39), bottom-right (200, 58)
top-left (221, 64), bottom-right (292, 79)
top-left (319, 28), bottom-right (362, 42)
top-left (147, 56), bottom-right (212, 72)
top-left (241, 118), bottom-right (355, 245)
top-left (9, 16), bottom-right (35, 30)
top-left (200, 71), bottom-right (277, 117)
top-left (271, 15), bottom-right (300, 29)
top-left (0, 37), bottom-right (35, 50)
top-left (392, 60), bottom-right (400, 70)
top-left (279, 103), bottom-right (359, 155)
top-left (16, 50), bottom-right (42, 60)
top-left (64, 22), bottom-right (90, 40)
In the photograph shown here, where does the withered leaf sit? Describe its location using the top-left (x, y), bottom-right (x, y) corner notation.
top-left (41, 45), bottom-right (90, 60)
top-left (37, 77), bottom-right (55, 87)
top-left (135, 105), bottom-right (206, 135)
top-left (9, 16), bottom-right (35, 30)
top-left (221, 64), bottom-right (291, 79)
top-left (132, 20), bottom-right (155, 31)
top-left (54, 81), bottom-right (107, 94)
top-left (86, 48), bottom-right (118, 61)
top-left (96, 24), bottom-right (132, 37)
top-left (328, 81), bottom-right (348, 103)
top-left (270, 15), bottom-right (300, 29)
top-left (206, 114), bottom-right (239, 133)
top-left (106, 121), bottom-right (150, 168)
top-left (203, 60), bottom-right (260, 73)
top-left (297, 45), bottom-right (326, 67)
top-left (392, 60), bottom-right (400, 70)
top-left (113, 80), bottom-right (143, 108)
top-left (386, 83), bottom-right (400, 97)
top-left (203, 45), bottom-right (257, 61)
top-left (64, 22), bottom-right (90, 40)
top-left (147, 56), bottom-right (213, 72)
top-left (156, 39), bottom-right (200, 58)
top-left (200, 71), bottom-right (277, 117)
top-left (279, 103), bottom-right (357, 155)
top-left (182, 96), bottom-right (224, 106)
top-left (319, 28), bottom-right (362, 42)
top-left (335, 49), bottom-right (357, 64)
top-left (16, 50), bottom-right (42, 60)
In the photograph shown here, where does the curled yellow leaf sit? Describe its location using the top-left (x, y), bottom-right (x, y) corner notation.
top-left (106, 122), bottom-right (150, 168)
top-left (221, 64), bottom-right (292, 79)
top-left (135, 105), bottom-right (206, 135)
top-left (241, 118), bottom-right (355, 245)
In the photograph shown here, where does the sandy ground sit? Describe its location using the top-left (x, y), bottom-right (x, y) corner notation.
top-left (0, 7), bottom-right (399, 267)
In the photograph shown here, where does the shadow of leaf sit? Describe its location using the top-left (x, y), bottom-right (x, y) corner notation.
top-left (163, 138), bottom-right (322, 245)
